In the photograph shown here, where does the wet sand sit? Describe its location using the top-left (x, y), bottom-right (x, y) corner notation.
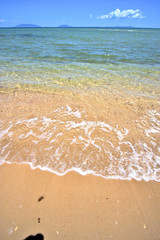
top-left (0, 91), bottom-right (160, 239)
top-left (0, 91), bottom-right (160, 181)
top-left (0, 163), bottom-right (160, 240)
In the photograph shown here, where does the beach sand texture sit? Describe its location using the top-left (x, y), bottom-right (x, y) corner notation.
top-left (0, 163), bottom-right (160, 240)
top-left (0, 92), bottom-right (160, 239)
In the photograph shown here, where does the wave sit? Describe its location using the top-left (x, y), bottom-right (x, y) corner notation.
top-left (0, 106), bottom-right (160, 182)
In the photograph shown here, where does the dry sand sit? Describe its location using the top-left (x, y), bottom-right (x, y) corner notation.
top-left (0, 163), bottom-right (160, 240)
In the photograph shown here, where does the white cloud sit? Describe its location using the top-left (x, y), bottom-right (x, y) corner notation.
top-left (96, 9), bottom-right (145, 19)
top-left (0, 19), bottom-right (8, 22)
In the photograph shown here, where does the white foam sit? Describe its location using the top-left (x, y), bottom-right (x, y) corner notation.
top-left (8, 131), bottom-right (13, 137)
top-left (53, 105), bottom-right (82, 119)
top-left (145, 128), bottom-right (160, 136)
top-left (1, 143), bottom-right (10, 154)
top-left (19, 130), bottom-right (35, 139)
top-left (115, 128), bottom-right (129, 141)
top-left (0, 123), bottom-right (13, 138)
top-left (16, 117), bottom-right (38, 126)
top-left (0, 108), bottom-right (160, 182)
top-left (1, 159), bottom-right (160, 181)
top-left (66, 105), bottom-right (81, 118)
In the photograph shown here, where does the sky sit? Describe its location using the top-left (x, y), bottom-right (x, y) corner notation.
top-left (0, 0), bottom-right (160, 28)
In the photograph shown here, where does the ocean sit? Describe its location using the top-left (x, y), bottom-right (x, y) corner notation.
top-left (0, 27), bottom-right (160, 181)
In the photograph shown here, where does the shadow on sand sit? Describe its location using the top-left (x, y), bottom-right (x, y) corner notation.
top-left (24, 233), bottom-right (44, 240)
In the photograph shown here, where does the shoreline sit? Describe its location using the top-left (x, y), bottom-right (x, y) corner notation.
top-left (0, 163), bottom-right (160, 240)
top-left (0, 91), bottom-right (160, 182)
top-left (1, 27), bottom-right (160, 240)
top-left (1, 161), bottom-right (160, 182)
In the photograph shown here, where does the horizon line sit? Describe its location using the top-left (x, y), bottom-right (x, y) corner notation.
top-left (0, 26), bottom-right (160, 29)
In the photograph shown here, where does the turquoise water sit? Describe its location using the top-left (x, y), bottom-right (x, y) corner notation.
top-left (0, 27), bottom-right (160, 96)
top-left (0, 28), bottom-right (160, 181)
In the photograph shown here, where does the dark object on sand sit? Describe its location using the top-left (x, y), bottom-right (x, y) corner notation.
top-left (24, 233), bottom-right (44, 240)
top-left (38, 195), bottom-right (44, 202)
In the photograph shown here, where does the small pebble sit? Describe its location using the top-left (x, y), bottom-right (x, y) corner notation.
top-left (14, 226), bottom-right (18, 231)
top-left (38, 196), bottom-right (44, 202)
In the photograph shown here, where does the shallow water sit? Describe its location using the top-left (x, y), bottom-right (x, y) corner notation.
top-left (0, 28), bottom-right (160, 181)
top-left (0, 92), bottom-right (160, 181)
top-left (0, 27), bottom-right (160, 97)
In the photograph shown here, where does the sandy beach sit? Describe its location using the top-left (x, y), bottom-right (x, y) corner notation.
top-left (1, 92), bottom-right (160, 180)
top-left (0, 25), bottom-right (160, 240)
top-left (0, 163), bottom-right (160, 240)
top-left (0, 92), bottom-right (160, 239)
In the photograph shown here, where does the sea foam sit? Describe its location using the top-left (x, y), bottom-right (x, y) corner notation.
top-left (0, 106), bottom-right (160, 181)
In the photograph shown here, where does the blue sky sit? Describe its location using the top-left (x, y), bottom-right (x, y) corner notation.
top-left (0, 0), bottom-right (160, 27)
